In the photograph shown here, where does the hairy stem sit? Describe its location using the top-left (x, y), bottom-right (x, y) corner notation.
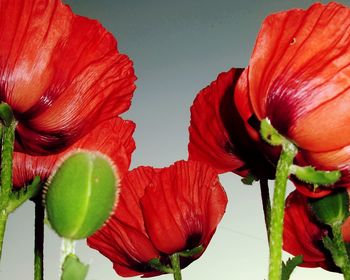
top-left (268, 141), bottom-right (297, 280)
top-left (331, 224), bottom-right (350, 280)
top-left (170, 253), bottom-right (182, 280)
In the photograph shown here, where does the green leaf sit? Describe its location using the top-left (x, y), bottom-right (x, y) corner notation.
top-left (309, 189), bottom-right (349, 227)
top-left (61, 254), bottom-right (88, 280)
top-left (281, 255), bottom-right (303, 280)
top-left (7, 176), bottom-right (41, 213)
top-left (260, 119), bottom-right (284, 146)
top-left (290, 165), bottom-right (341, 186)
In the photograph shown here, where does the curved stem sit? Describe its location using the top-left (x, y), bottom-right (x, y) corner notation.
top-left (331, 224), bottom-right (350, 280)
top-left (268, 141), bottom-right (297, 280)
top-left (170, 253), bottom-right (182, 280)
top-left (34, 198), bottom-right (45, 280)
top-left (260, 178), bottom-right (271, 242)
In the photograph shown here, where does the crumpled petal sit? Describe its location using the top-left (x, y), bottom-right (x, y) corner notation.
top-left (88, 160), bottom-right (227, 277)
top-left (13, 117), bottom-right (135, 188)
top-left (283, 191), bottom-right (338, 271)
top-left (141, 160), bottom-right (227, 255)
top-left (87, 166), bottom-right (161, 277)
top-left (0, 0), bottom-right (136, 154)
top-left (247, 2), bottom-right (350, 153)
top-left (189, 68), bottom-right (275, 179)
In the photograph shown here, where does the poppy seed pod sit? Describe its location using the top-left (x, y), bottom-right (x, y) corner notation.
top-left (45, 151), bottom-right (119, 239)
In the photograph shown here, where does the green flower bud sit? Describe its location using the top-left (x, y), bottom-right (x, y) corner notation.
top-left (309, 189), bottom-right (349, 227)
top-left (45, 150), bottom-right (119, 239)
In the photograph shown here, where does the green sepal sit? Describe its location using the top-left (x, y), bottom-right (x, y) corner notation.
top-left (61, 254), bottom-right (88, 280)
top-left (290, 165), bottom-right (341, 186)
top-left (148, 258), bottom-right (173, 274)
top-left (179, 245), bottom-right (204, 257)
top-left (309, 189), bottom-right (349, 227)
top-left (260, 119), bottom-right (284, 146)
top-left (241, 173), bottom-right (256, 185)
top-left (0, 102), bottom-right (14, 127)
top-left (281, 255), bottom-right (303, 280)
top-left (45, 151), bottom-right (118, 239)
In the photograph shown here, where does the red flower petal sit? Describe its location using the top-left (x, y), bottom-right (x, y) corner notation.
top-left (0, 0), bottom-right (136, 154)
top-left (141, 160), bottom-right (227, 255)
top-left (247, 2), bottom-right (350, 153)
top-left (88, 161), bottom-right (227, 277)
top-left (189, 68), bottom-right (248, 175)
top-left (13, 117), bottom-right (135, 188)
top-left (232, 2), bottom-right (350, 195)
top-left (87, 166), bottom-right (161, 277)
top-left (189, 68), bottom-right (275, 179)
top-left (88, 217), bottom-right (160, 277)
top-left (283, 191), bottom-right (337, 271)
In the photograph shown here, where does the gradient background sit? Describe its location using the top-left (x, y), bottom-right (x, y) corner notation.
top-left (0, 0), bottom-right (348, 279)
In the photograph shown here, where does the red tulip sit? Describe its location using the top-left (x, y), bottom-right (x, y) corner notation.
top-left (188, 68), bottom-right (275, 180)
top-left (0, 0), bottom-right (136, 155)
top-left (234, 2), bottom-right (350, 196)
top-left (283, 190), bottom-right (339, 272)
top-left (12, 117), bottom-right (135, 188)
top-left (87, 160), bottom-right (227, 277)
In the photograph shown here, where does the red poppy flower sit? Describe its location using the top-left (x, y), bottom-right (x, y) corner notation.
top-left (87, 160), bottom-right (227, 277)
top-left (188, 68), bottom-right (275, 179)
top-left (12, 117), bottom-right (135, 188)
top-left (234, 2), bottom-right (350, 196)
top-left (0, 0), bottom-right (136, 155)
top-left (283, 190), bottom-right (339, 272)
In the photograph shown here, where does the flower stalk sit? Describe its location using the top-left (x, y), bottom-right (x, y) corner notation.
top-left (260, 178), bottom-right (271, 242)
top-left (0, 104), bottom-right (16, 261)
top-left (331, 224), bottom-right (350, 279)
top-left (34, 198), bottom-right (45, 280)
top-left (170, 253), bottom-right (182, 280)
top-left (268, 140), bottom-right (297, 280)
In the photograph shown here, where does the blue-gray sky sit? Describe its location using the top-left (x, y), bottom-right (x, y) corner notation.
top-left (1, 1), bottom-right (347, 279)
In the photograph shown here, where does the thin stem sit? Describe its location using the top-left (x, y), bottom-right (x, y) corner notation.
top-left (268, 141), bottom-right (297, 280)
top-left (331, 224), bottom-right (350, 280)
top-left (260, 178), bottom-right (271, 242)
top-left (170, 253), bottom-right (182, 280)
top-left (34, 198), bottom-right (45, 280)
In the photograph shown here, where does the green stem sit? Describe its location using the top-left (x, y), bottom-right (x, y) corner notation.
top-left (268, 141), bottom-right (297, 280)
top-left (331, 224), bottom-right (350, 280)
top-left (34, 198), bottom-right (45, 280)
top-left (260, 178), bottom-right (271, 243)
top-left (170, 253), bottom-right (182, 280)
top-left (0, 121), bottom-right (15, 201)
top-left (0, 120), bottom-right (15, 262)
top-left (0, 210), bottom-right (9, 260)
